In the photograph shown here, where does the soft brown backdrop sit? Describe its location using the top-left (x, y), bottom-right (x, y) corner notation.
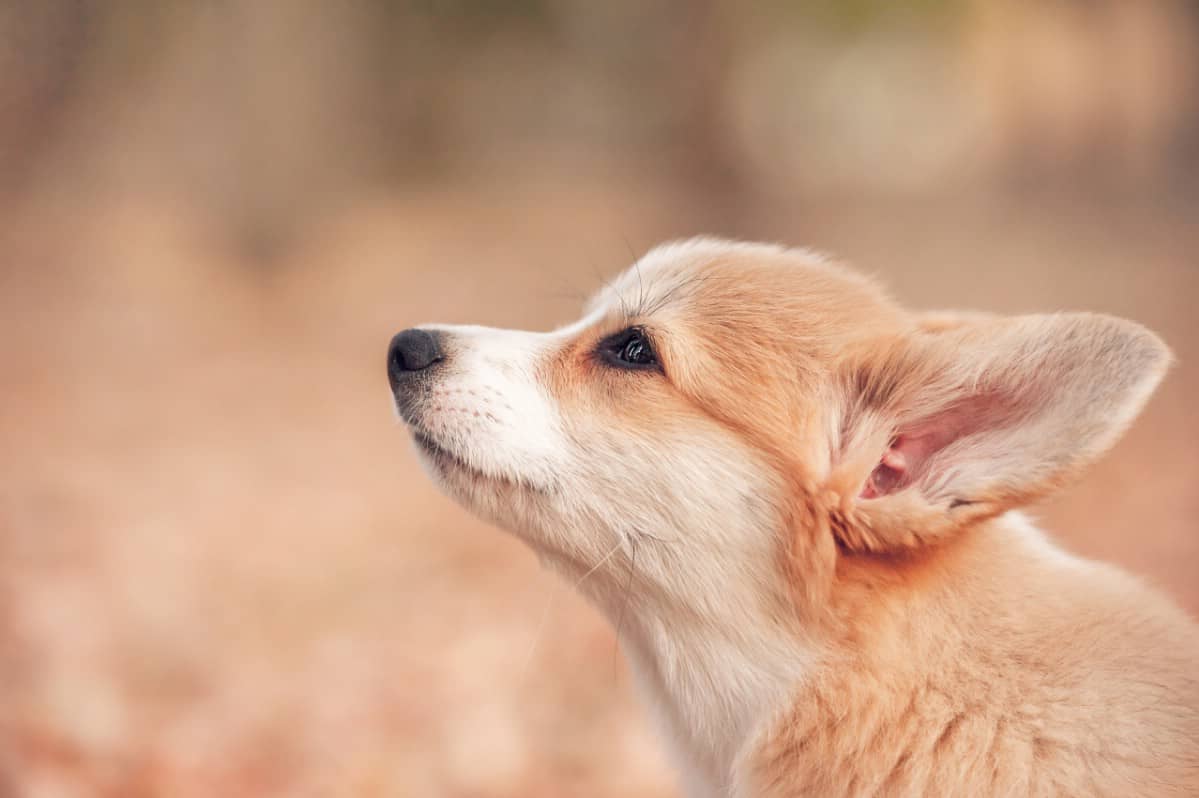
top-left (1, 2), bottom-right (1197, 796)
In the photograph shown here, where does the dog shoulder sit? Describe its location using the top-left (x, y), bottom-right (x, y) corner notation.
top-left (737, 512), bottom-right (1199, 796)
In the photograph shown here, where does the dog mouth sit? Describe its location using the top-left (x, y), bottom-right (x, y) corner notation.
top-left (409, 428), bottom-right (548, 494)
top-left (411, 430), bottom-right (474, 474)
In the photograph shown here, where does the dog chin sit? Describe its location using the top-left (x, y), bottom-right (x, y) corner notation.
top-left (409, 429), bottom-right (547, 523)
top-left (411, 431), bottom-right (473, 475)
top-left (410, 432), bottom-right (491, 495)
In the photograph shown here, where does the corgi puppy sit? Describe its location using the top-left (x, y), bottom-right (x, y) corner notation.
top-left (387, 237), bottom-right (1199, 797)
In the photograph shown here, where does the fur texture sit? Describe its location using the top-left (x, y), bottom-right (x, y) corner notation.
top-left (389, 237), bottom-right (1199, 797)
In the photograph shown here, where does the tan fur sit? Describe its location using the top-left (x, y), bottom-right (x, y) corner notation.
top-left (392, 237), bottom-right (1199, 797)
top-left (752, 516), bottom-right (1199, 797)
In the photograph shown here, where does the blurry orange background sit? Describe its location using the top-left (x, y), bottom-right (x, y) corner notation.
top-left (1, 2), bottom-right (1197, 796)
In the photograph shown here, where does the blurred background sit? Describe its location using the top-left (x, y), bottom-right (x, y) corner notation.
top-left (1, 1), bottom-right (1197, 795)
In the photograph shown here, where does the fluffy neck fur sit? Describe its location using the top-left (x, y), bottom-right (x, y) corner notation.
top-left (542, 533), bottom-right (814, 797)
top-left (617, 604), bottom-right (810, 797)
top-left (559, 511), bottom-right (1169, 798)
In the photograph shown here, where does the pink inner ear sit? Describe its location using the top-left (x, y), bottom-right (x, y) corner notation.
top-left (859, 396), bottom-right (999, 499)
top-left (861, 437), bottom-right (916, 498)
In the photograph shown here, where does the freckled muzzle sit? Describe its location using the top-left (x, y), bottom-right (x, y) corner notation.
top-left (387, 322), bottom-right (570, 494)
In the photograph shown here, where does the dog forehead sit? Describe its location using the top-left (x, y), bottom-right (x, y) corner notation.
top-left (588, 238), bottom-right (794, 319)
top-left (588, 237), bottom-right (881, 326)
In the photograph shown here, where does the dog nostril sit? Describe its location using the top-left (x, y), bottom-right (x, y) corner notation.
top-left (388, 328), bottom-right (444, 377)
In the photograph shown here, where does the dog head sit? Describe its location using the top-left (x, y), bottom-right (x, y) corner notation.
top-left (388, 237), bottom-right (1170, 620)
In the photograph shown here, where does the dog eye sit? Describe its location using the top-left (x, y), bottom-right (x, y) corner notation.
top-left (600, 328), bottom-right (659, 370)
top-left (620, 335), bottom-right (653, 365)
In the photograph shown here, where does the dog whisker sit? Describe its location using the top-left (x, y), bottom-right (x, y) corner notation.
top-left (613, 536), bottom-right (638, 681)
top-left (520, 537), bottom-right (627, 681)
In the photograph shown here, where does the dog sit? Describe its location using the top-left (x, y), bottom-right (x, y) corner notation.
top-left (387, 237), bottom-right (1199, 797)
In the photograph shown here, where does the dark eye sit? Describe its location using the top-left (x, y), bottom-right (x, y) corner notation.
top-left (600, 327), bottom-right (659, 370)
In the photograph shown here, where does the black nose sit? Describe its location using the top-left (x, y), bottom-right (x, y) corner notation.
top-left (388, 328), bottom-right (443, 384)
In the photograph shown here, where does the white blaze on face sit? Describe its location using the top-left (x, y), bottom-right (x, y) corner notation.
top-left (413, 324), bottom-right (568, 490)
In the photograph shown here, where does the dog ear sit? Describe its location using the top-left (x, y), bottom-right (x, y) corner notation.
top-left (829, 313), bottom-right (1171, 552)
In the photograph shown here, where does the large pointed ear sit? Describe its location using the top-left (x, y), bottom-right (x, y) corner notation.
top-left (829, 313), bottom-right (1171, 552)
